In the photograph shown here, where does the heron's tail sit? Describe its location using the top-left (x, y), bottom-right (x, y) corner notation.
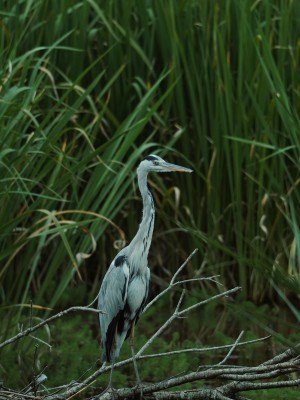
top-left (101, 345), bottom-right (120, 363)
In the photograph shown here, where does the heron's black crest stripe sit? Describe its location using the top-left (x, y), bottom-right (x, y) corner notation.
top-left (115, 255), bottom-right (126, 267)
top-left (144, 155), bottom-right (158, 161)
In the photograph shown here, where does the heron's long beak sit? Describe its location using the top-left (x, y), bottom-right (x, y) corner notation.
top-left (162, 162), bottom-right (193, 173)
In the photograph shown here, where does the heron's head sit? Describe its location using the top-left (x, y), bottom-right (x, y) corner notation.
top-left (138, 154), bottom-right (193, 174)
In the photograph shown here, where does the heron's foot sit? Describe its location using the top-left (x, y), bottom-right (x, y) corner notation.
top-left (100, 384), bottom-right (118, 399)
top-left (133, 380), bottom-right (144, 400)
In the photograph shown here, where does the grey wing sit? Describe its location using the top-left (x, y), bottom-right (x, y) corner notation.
top-left (98, 255), bottom-right (129, 361)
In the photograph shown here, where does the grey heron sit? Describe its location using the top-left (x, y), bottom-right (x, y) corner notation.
top-left (97, 154), bottom-right (192, 389)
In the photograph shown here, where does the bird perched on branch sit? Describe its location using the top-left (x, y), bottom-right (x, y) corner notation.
top-left (97, 154), bottom-right (192, 388)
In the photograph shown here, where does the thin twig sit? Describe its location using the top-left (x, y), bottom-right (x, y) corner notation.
top-left (216, 331), bottom-right (244, 366)
top-left (0, 306), bottom-right (102, 350)
top-left (138, 335), bottom-right (270, 360)
top-left (171, 249), bottom-right (198, 283)
top-left (175, 276), bottom-right (222, 286)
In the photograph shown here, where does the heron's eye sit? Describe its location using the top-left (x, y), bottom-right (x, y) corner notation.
top-left (153, 160), bottom-right (159, 166)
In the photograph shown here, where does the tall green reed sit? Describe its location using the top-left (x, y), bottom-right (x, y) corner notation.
top-left (145, 0), bottom-right (300, 304)
top-left (1, 0), bottom-right (300, 329)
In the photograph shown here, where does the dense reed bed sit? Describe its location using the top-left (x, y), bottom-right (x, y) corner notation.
top-left (1, 1), bottom-right (300, 392)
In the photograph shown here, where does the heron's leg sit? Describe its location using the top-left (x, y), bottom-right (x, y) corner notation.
top-left (101, 359), bottom-right (117, 398)
top-left (130, 321), bottom-right (144, 398)
top-left (101, 329), bottom-right (118, 398)
top-left (108, 355), bottom-right (115, 389)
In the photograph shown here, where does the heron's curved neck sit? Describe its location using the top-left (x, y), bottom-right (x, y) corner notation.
top-left (129, 168), bottom-right (155, 272)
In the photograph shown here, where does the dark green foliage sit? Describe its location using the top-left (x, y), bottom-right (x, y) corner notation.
top-left (0, 315), bottom-right (98, 388)
top-left (247, 388), bottom-right (300, 400)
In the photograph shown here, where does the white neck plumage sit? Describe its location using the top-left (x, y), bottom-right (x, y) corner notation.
top-left (128, 169), bottom-right (155, 274)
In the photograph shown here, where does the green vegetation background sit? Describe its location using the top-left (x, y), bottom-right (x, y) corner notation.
top-left (0, 1), bottom-right (300, 397)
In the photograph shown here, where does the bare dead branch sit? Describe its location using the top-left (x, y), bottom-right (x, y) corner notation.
top-left (260, 344), bottom-right (300, 366)
top-left (138, 334), bottom-right (270, 360)
top-left (0, 306), bottom-right (102, 350)
top-left (216, 330), bottom-right (245, 366)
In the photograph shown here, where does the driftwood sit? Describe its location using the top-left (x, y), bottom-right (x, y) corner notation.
top-left (1, 249), bottom-right (300, 400)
